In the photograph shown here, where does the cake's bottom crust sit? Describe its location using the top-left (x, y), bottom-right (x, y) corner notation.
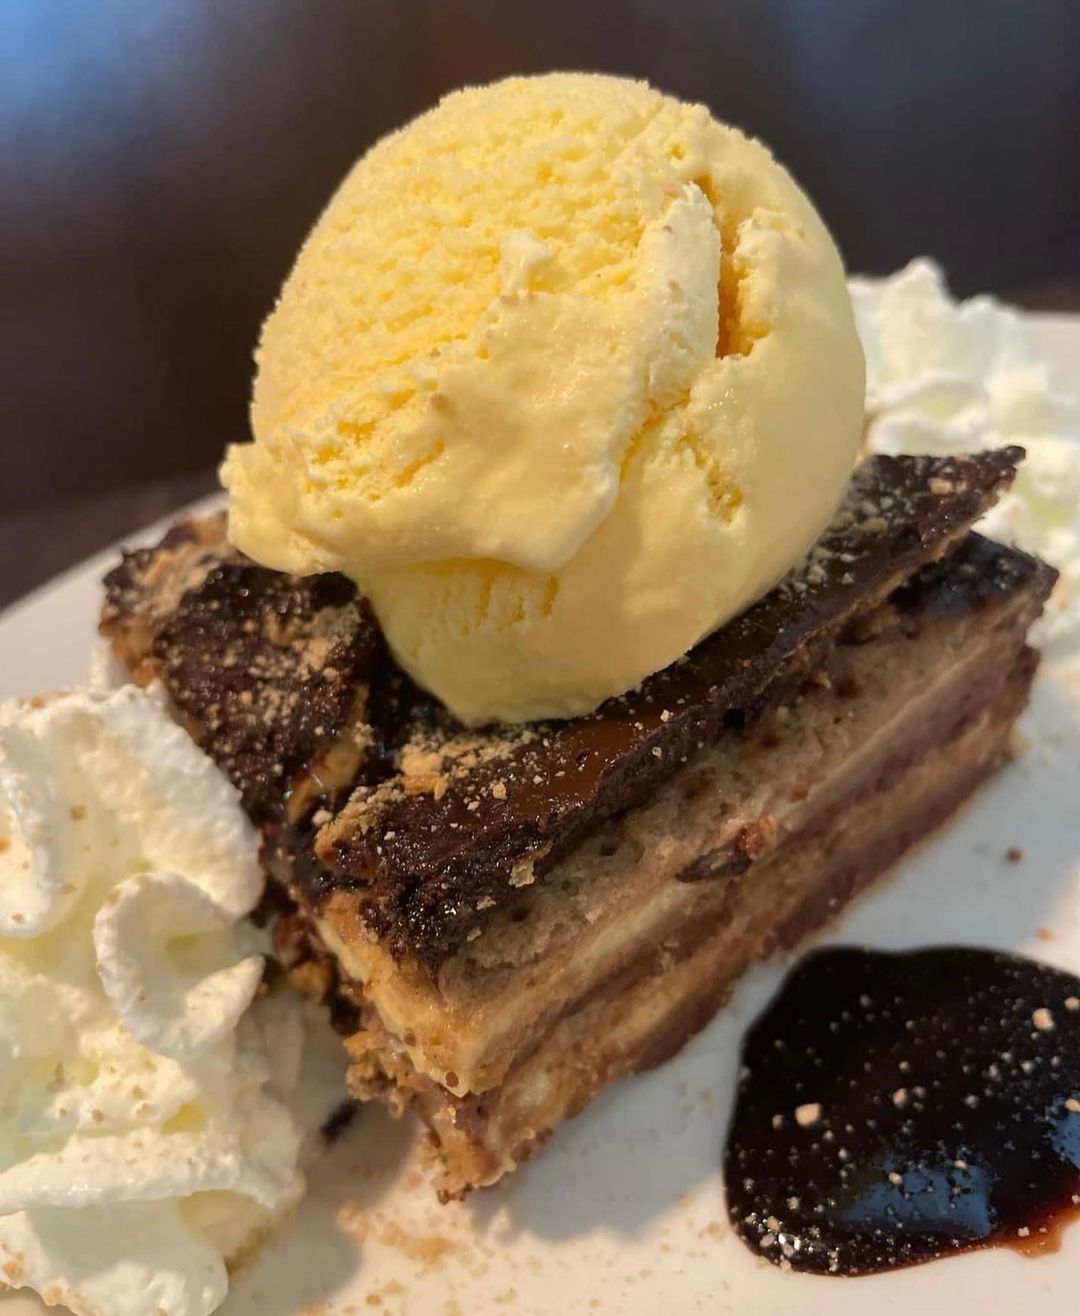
top-left (351, 648), bottom-right (1034, 1197)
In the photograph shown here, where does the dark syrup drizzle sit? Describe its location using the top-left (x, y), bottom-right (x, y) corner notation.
top-left (723, 947), bottom-right (1080, 1275)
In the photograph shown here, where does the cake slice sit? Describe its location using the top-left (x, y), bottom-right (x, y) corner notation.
top-left (100, 450), bottom-right (1056, 1197)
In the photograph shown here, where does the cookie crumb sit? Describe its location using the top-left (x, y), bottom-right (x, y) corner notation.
top-left (335, 1202), bottom-right (369, 1244)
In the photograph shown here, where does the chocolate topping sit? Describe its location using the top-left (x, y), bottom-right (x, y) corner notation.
top-left (316, 449), bottom-right (1028, 961)
top-left (100, 449), bottom-right (1046, 968)
top-left (156, 564), bottom-right (383, 818)
top-left (104, 522), bottom-right (383, 819)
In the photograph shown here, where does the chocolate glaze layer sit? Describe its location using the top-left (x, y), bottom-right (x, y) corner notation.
top-left (164, 564), bottom-right (383, 819)
top-left (104, 538), bottom-right (383, 819)
top-left (317, 449), bottom-right (1031, 961)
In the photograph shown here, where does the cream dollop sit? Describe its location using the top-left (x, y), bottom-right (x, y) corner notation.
top-left (0, 687), bottom-right (302, 1316)
top-left (850, 258), bottom-right (1080, 652)
top-left (223, 73), bottom-right (864, 723)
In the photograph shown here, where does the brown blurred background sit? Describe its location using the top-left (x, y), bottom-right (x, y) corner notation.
top-left (2, 0), bottom-right (1078, 606)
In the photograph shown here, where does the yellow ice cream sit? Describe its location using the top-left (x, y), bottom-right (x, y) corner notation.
top-left (222, 73), bottom-right (865, 724)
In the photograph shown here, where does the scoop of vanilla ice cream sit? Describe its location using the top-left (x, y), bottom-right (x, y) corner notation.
top-left (222, 73), bottom-right (864, 723)
top-left (0, 687), bottom-right (303, 1316)
top-left (849, 258), bottom-right (1080, 655)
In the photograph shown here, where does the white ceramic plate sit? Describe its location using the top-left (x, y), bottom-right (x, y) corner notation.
top-left (1, 316), bottom-right (1078, 1316)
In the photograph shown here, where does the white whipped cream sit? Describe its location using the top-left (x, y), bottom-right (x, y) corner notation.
top-left (0, 686), bottom-right (303, 1316)
top-left (849, 258), bottom-right (1080, 653)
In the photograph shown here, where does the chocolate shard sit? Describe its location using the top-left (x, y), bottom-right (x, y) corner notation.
top-left (317, 447), bottom-right (1026, 962)
top-left (156, 565), bottom-right (383, 820)
top-left (100, 512), bottom-right (241, 670)
top-left (103, 514), bottom-right (384, 820)
top-left (674, 532), bottom-right (1056, 887)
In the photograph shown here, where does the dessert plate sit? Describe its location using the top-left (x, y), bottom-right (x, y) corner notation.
top-left (0, 317), bottom-right (1077, 1316)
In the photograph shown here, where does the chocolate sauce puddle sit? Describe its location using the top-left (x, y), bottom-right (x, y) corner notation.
top-left (723, 947), bottom-right (1080, 1275)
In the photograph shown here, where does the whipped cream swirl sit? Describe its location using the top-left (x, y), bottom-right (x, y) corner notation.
top-left (849, 258), bottom-right (1080, 653)
top-left (0, 686), bottom-right (303, 1316)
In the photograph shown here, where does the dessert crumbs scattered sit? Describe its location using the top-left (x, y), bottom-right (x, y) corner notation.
top-left (1005, 846), bottom-right (1023, 863)
top-left (375, 1220), bottom-right (461, 1269)
top-left (794, 1102), bottom-right (821, 1127)
top-left (1032, 1007), bottom-right (1055, 1032)
top-left (508, 860), bottom-right (536, 888)
top-left (336, 1202), bottom-right (369, 1244)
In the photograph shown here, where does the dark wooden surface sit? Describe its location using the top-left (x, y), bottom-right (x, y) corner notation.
top-left (5, 0), bottom-right (1079, 517)
top-left (2, 0), bottom-right (1078, 608)
top-left (2, 287), bottom-right (1076, 615)
top-left (0, 471), bottom-right (217, 613)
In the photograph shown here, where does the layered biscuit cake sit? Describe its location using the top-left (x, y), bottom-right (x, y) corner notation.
top-left (101, 449), bottom-right (1056, 1196)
